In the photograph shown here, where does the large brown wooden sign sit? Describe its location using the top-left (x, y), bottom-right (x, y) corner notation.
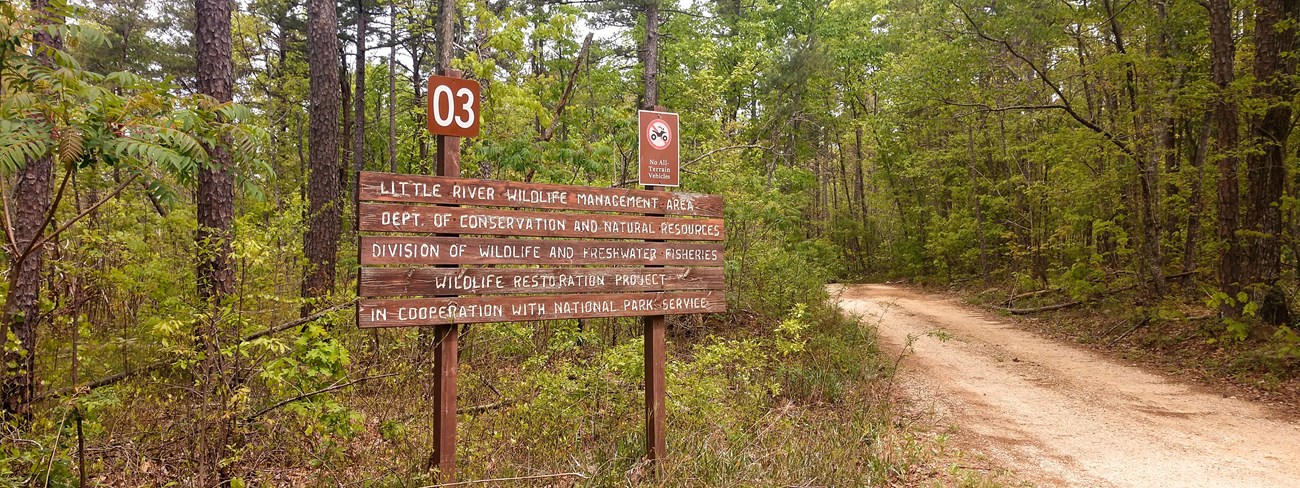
top-left (357, 172), bottom-right (725, 329)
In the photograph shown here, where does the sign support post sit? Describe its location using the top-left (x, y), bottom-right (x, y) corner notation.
top-left (428, 69), bottom-right (464, 480)
top-left (641, 105), bottom-right (675, 466)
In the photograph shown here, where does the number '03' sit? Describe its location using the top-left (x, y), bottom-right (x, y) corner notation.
top-left (432, 85), bottom-right (475, 129)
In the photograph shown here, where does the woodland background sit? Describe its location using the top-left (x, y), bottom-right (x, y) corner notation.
top-left (1, 0), bottom-right (1299, 485)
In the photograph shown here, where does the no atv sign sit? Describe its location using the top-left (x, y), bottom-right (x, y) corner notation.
top-left (639, 110), bottom-right (680, 187)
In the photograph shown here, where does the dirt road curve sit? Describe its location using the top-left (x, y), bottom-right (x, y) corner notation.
top-left (832, 284), bottom-right (1300, 488)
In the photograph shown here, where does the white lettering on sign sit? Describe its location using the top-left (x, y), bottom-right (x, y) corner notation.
top-left (396, 303), bottom-right (503, 321)
top-left (372, 242), bottom-right (441, 258)
top-left (574, 193), bottom-right (660, 210)
top-left (663, 247), bottom-right (719, 261)
top-left (582, 245), bottom-right (658, 261)
top-left (601, 220), bottom-right (655, 234)
top-left (504, 188), bottom-right (568, 205)
top-left (614, 273), bottom-right (665, 286)
top-left (432, 273), bottom-right (504, 291)
top-left (458, 214), bottom-right (568, 232)
top-left (451, 184), bottom-right (495, 200)
top-left (659, 221), bottom-right (722, 237)
top-left (665, 198), bottom-right (696, 212)
top-left (380, 211), bottom-right (421, 227)
top-left (550, 299), bottom-right (617, 314)
top-left (511, 302), bottom-right (547, 315)
top-left (379, 180), bottom-right (443, 198)
top-left (663, 296), bottom-right (711, 311)
top-left (478, 244), bottom-right (543, 259)
top-left (510, 273), bottom-right (607, 289)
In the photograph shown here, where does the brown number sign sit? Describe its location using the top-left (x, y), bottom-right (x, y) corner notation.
top-left (427, 75), bottom-right (481, 137)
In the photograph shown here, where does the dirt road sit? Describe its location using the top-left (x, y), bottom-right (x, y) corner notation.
top-left (832, 284), bottom-right (1300, 488)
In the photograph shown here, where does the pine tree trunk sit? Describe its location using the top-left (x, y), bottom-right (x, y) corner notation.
top-left (388, 0), bottom-right (397, 172)
top-left (1209, 0), bottom-right (1242, 308)
top-left (354, 0), bottom-right (367, 175)
top-left (1242, 0), bottom-right (1296, 324)
top-left (194, 0), bottom-right (237, 480)
top-left (641, 0), bottom-right (659, 110)
top-left (303, 0), bottom-right (341, 313)
top-left (195, 0), bottom-right (235, 302)
top-left (0, 0), bottom-right (60, 420)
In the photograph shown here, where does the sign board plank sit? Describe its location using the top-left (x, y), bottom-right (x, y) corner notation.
top-left (639, 110), bottom-right (680, 187)
top-left (359, 291), bottom-right (725, 327)
top-left (359, 203), bottom-right (724, 241)
top-left (360, 266), bottom-right (725, 297)
top-left (360, 236), bottom-right (724, 266)
top-left (358, 172), bottom-right (722, 217)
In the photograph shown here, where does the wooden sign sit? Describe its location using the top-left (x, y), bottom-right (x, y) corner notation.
top-left (639, 110), bottom-right (680, 187)
top-left (359, 204), bottom-right (723, 240)
top-left (359, 291), bottom-right (725, 327)
top-left (427, 75), bottom-right (481, 137)
top-left (361, 267), bottom-right (724, 297)
top-left (359, 172), bottom-right (721, 217)
top-left (357, 174), bottom-right (725, 328)
top-left (360, 236), bottom-right (724, 266)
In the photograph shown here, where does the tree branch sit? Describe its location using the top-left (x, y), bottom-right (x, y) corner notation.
top-left (244, 372), bottom-right (397, 422)
top-left (23, 172), bottom-right (139, 258)
top-left (538, 33), bottom-right (594, 143)
top-left (951, 1), bottom-right (1137, 160)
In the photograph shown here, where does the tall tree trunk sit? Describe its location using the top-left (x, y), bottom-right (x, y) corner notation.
top-left (303, 0), bottom-right (342, 312)
top-left (195, 0), bottom-right (235, 302)
top-left (194, 0), bottom-right (237, 480)
top-left (354, 0), bottom-right (367, 175)
top-left (1242, 0), bottom-right (1297, 324)
top-left (1209, 0), bottom-right (1242, 310)
top-left (641, 0), bottom-right (659, 110)
top-left (388, 0), bottom-right (397, 172)
top-left (1, 0), bottom-right (60, 419)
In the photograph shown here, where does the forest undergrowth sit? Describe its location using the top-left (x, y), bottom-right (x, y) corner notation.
top-left (6, 293), bottom-right (1003, 487)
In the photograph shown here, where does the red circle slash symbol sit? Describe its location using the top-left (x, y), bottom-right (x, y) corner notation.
top-left (647, 119), bottom-right (672, 151)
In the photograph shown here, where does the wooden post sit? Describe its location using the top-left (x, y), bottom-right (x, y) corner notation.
top-left (428, 69), bottom-right (463, 480)
top-left (643, 103), bottom-right (668, 465)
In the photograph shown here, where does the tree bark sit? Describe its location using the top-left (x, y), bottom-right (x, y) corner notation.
top-left (1, 0), bottom-right (60, 419)
top-left (354, 0), bottom-right (367, 175)
top-left (388, 0), bottom-right (397, 172)
top-left (641, 0), bottom-right (659, 110)
top-left (303, 0), bottom-right (342, 313)
top-left (1209, 0), bottom-right (1242, 309)
top-left (195, 0), bottom-right (235, 302)
top-left (1242, 0), bottom-right (1297, 324)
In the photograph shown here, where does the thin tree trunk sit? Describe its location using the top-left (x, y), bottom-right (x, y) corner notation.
top-left (303, 0), bottom-right (342, 312)
top-left (1182, 113), bottom-right (1212, 282)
